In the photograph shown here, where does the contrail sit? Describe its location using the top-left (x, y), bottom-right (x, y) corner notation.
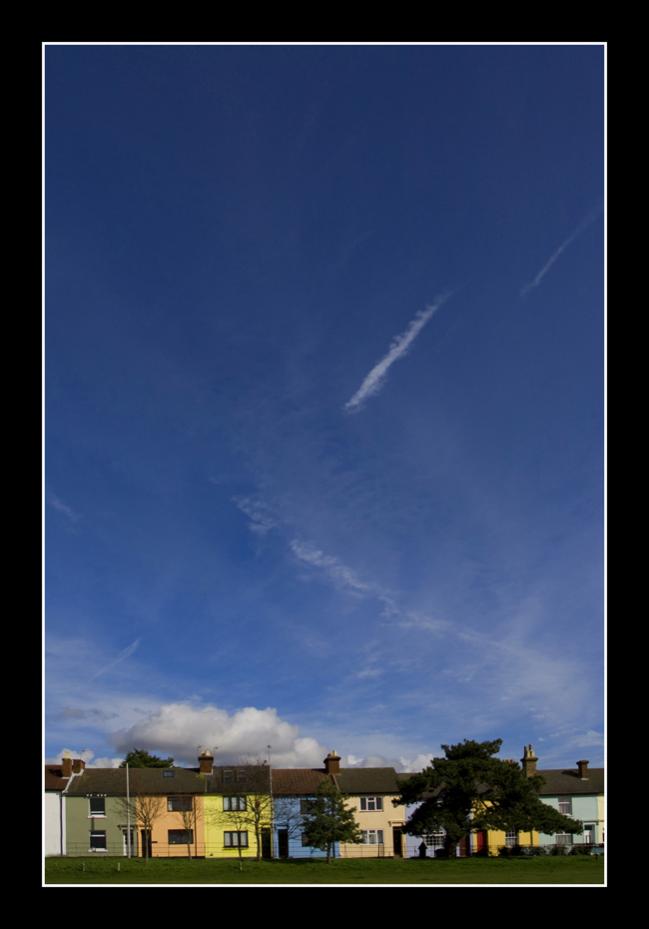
top-left (90, 638), bottom-right (141, 680)
top-left (344, 291), bottom-right (453, 413)
top-left (521, 207), bottom-right (601, 297)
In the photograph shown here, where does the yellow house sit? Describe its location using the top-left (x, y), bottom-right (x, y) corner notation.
top-left (322, 753), bottom-right (408, 858)
top-left (199, 754), bottom-right (273, 859)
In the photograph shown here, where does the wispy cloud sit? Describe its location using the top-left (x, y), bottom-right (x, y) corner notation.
top-left (48, 493), bottom-right (80, 523)
top-left (290, 538), bottom-right (395, 609)
top-left (344, 291), bottom-right (453, 413)
top-left (90, 638), bottom-right (141, 681)
top-left (233, 496), bottom-right (279, 536)
top-left (520, 206), bottom-right (602, 297)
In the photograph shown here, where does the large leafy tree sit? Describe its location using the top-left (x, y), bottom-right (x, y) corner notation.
top-left (397, 739), bottom-right (582, 856)
top-left (301, 779), bottom-right (362, 863)
top-left (119, 748), bottom-right (174, 768)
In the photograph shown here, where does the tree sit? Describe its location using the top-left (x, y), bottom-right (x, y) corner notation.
top-left (118, 794), bottom-right (165, 860)
top-left (300, 779), bottom-right (362, 863)
top-left (397, 739), bottom-right (583, 857)
top-left (177, 795), bottom-right (202, 859)
top-left (119, 748), bottom-right (174, 768)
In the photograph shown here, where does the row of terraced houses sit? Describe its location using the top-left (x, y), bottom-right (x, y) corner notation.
top-left (44, 746), bottom-right (604, 859)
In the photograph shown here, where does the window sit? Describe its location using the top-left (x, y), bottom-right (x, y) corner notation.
top-left (163, 769), bottom-right (175, 778)
top-left (556, 833), bottom-right (572, 846)
top-left (89, 830), bottom-right (107, 851)
top-left (301, 832), bottom-right (311, 847)
top-left (558, 797), bottom-right (572, 815)
top-left (425, 832), bottom-right (446, 848)
top-left (223, 796), bottom-right (247, 811)
top-left (167, 796), bottom-right (192, 812)
top-left (361, 829), bottom-right (384, 845)
top-left (88, 796), bottom-right (105, 816)
top-left (168, 829), bottom-right (194, 845)
top-left (505, 830), bottom-right (518, 848)
top-left (300, 798), bottom-right (316, 814)
top-left (223, 769), bottom-right (234, 784)
top-left (359, 797), bottom-right (383, 811)
top-left (224, 831), bottom-right (248, 848)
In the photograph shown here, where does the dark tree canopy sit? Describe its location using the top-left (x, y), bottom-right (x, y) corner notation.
top-left (119, 748), bottom-right (174, 768)
top-left (397, 739), bottom-right (583, 856)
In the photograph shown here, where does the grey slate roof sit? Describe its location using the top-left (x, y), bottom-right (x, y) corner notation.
top-left (64, 764), bottom-right (272, 797)
top-left (272, 769), bottom-right (331, 796)
top-left (335, 767), bottom-right (402, 795)
top-left (64, 766), bottom-right (207, 796)
top-left (536, 768), bottom-right (604, 796)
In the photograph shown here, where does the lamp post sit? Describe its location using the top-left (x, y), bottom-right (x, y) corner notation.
top-left (267, 744), bottom-right (274, 859)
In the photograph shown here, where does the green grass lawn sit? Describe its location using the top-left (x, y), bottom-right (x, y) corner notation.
top-left (44, 855), bottom-right (605, 885)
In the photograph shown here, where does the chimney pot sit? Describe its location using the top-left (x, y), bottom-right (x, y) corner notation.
top-left (199, 749), bottom-right (214, 775)
top-left (520, 744), bottom-right (538, 777)
top-left (324, 750), bottom-right (341, 775)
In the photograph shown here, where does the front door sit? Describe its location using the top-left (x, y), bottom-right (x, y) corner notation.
top-left (278, 828), bottom-right (289, 858)
top-left (141, 829), bottom-right (153, 858)
top-left (261, 828), bottom-right (272, 859)
top-left (583, 824), bottom-right (595, 845)
top-left (122, 828), bottom-right (137, 857)
top-left (392, 828), bottom-right (403, 857)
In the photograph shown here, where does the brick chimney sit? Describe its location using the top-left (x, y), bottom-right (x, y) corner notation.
top-left (324, 750), bottom-right (341, 775)
top-left (521, 744), bottom-right (538, 777)
top-left (199, 749), bottom-right (214, 776)
top-left (72, 758), bottom-right (86, 774)
top-left (576, 759), bottom-right (589, 779)
top-left (61, 756), bottom-right (73, 778)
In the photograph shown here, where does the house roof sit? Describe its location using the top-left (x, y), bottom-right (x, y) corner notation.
top-left (64, 764), bottom-right (272, 797)
top-left (44, 764), bottom-right (69, 791)
top-left (272, 768), bottom-right (331, 795)
top-left (536, 768), bottom-right (604, 796)
top-left (335, 767), bottom-right (402, 795)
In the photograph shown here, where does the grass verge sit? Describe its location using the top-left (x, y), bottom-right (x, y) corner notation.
top-left (44, 855), bottom-right (605, 885)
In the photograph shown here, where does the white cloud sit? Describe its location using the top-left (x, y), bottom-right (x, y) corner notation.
top-left (47, 748), bottom-right (123, 768)
top-left (344, 292), bottom-right (453, 413)
top-left (111, 702), bottom-right (328, 768)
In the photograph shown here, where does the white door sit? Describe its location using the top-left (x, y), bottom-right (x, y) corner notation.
top-left (122, 828), bottom-right (137, 856)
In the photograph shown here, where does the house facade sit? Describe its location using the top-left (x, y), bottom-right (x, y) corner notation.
top-left (64, 762), bottom-right (209, 857)
top-left (44, 757), bottom-right (80, 855)
top-left (201, 756), bottom-right (273, 859)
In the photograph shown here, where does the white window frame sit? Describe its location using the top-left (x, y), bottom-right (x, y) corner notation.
top-left (223, 795), bottom-right (247, 811)
top-left (505, 830), bottom-right (518, 848)
top-left (555, 832), bottom-right (572, 846)
top-left (88, 796), bottom-right (106, 817)
top-left (359, 796), bottom-right (383, 812)
top-left (558, 797), bottom-right (572, 815)
top-left (361, 829), bottom-right (384, 845)
top-left (224, 830), bottom-right (249, 848)
top-left (425, 831), bottom-right (446, 848)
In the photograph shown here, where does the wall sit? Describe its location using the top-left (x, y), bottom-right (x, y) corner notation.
top-left (203, 794), bottom-right (270, 859)
top-left (65, 796), bottom-right (129, 856)
top-left (338, 795), bottom-right (407, 859)
top-left (45, 792), bottom-right (65, 856)
top-left (538, 795), bottom-right (603, 846)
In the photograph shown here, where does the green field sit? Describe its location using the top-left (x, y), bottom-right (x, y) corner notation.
top-left (45, 856), bottom-right (605, 885)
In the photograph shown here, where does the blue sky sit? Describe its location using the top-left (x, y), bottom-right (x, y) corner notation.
top-left (45, 43), bottom-right (604, 772)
